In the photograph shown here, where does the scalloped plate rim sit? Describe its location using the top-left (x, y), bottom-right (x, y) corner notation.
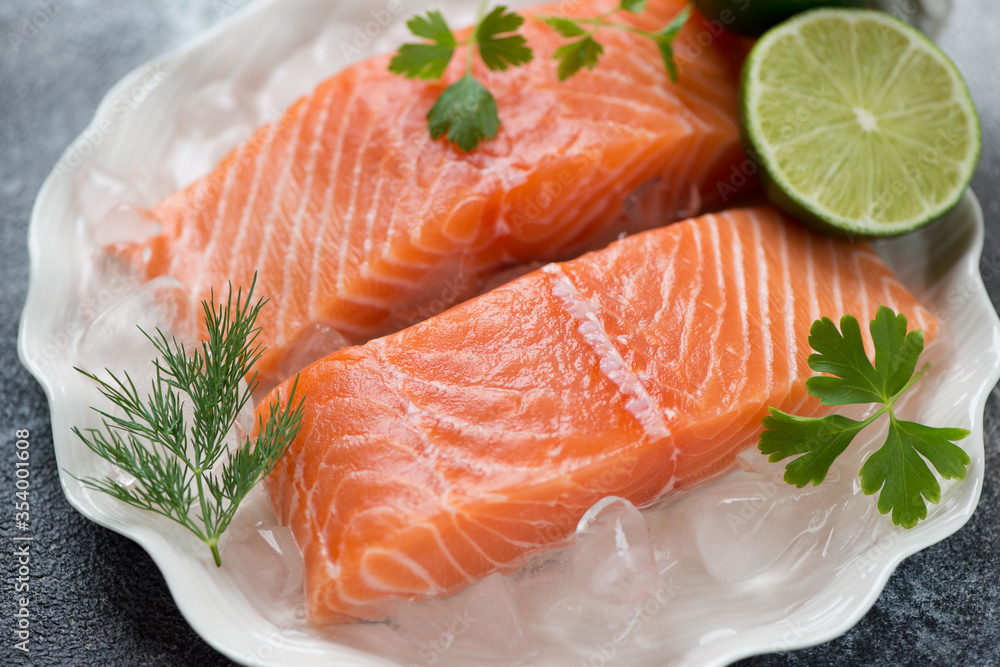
top-left (17, 1), bottom-right (1000, 665)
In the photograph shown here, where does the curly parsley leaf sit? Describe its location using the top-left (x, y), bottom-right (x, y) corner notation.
top-left (543, 16), bottom-right (587, 38)
top-left (389, 4), bottom-right (533, 152)
top-left (806, 306), bottom-right (923, 406)
top-left (652, 6), bottom-right (691, 82)
top-left (427, 73), bottom-right (500, 153)
top-left (389, 42), bottom-right (457, 80)
top-left (620, 0), bottom-right (648, 12)
top-left (391, 3), bottom-right (691, 149)
top-left (389, 11), bottom-right (458, 80)
top-left (477, 5), bottom-right (534, 71)
top-left (860, 419), bottom-right (970, 528)
top-left (409, 9), bottom-right (457, 43)
top-left (870, 306), bottom-right (925, 399)
top-left (759, 410), bottom-right (868, 487)
top-left (541, 4), bottom-right (689, 82)
top-left (758, 305), bottom-right (970, 528)
top-left (553, 36), bottom-right (604, 81)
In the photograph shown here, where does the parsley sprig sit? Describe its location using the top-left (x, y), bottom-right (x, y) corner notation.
top-left (541, 1), bottom-right (691, 81)
top-left (389, 1), bottom-right (691, 151)
top-left (758, 306), bottom-right (970, 529)
top-left (389, 2), bottom-right (533, 152)
top-left (72, 277), bottom-right (305, 566)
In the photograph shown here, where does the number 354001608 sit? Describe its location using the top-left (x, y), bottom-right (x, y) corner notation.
top-left (14, 430), bottom-right (30, 526)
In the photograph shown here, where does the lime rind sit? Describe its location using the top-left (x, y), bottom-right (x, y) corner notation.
top-left (740, 8), bottom-right (981, 238)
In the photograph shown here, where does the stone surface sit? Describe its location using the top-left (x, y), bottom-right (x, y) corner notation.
top-left (0, 1), bottom-right (997, 665)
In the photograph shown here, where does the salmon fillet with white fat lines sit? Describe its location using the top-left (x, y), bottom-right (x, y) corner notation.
top-left (258, 207), bottom-right (937, 624)
top-left (114, 0), bottom-right (749, 384)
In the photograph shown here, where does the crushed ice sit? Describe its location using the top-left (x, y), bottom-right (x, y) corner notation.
top-left (76, 275), bottom-right (195, 380)
top-left (572, 497), bottom-right (659, 605)
top-left (105, 463), bottom-right (136, 487)
top-left (66, 0), bottom-right (956, 661)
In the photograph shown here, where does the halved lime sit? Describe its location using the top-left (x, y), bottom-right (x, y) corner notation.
top-left (691, 0), bottom-right (863, 36)
top-left (740, 9), bottom-right (980, 238)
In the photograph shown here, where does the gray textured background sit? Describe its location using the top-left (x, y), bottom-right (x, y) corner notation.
top-left (1, 1), bottom-right (998, 665)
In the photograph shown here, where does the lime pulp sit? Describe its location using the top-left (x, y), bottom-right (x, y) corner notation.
top-left (739, 8), bottom-right (981, 238)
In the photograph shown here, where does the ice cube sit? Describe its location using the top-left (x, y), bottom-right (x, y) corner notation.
top-left (76, 276), bottom-right (195, 380)
top-left (223, 498), bottom-right (306, 627)
top-left (257, 45), bottom-right (330, 116)
top-left (453, 574), bottom-right (530, 653)
top-left (169, 81), bottom-right (256, 186)
top-left (76, 166), bottom-right (142, 226)
top-left (105, 463), bottom-right (136, 487)
top-left (385, 595), bottom-right (476, 661)
top-left (689, 474), bottom-right (830, 584)
top-left (92, 203), bottom-right (162, 247)
top-left (522, 499), bottom-right (663, 649)
top-left (177, 80), bottom-right (248, 139)
top-left (384, 574), bottom-right (530, 664)
top-left (572, 497), bottom-right (659, 605)
top-left (277, 321), bottom-right (351, 379)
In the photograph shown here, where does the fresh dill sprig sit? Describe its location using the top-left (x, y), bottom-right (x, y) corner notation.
top-left (541, 1), bottom-right (691, 82)
top-left (389, 1), bottom-right (533, 152)
top-left (72, 276), bottom-right (305, 566)
top-left (758, 306), bottom-right (970, 528)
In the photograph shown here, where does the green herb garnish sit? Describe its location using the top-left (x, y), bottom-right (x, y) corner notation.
top-left (542, 2), bottom-right (690, 81)
top-left (758, 306), bottom-right (970, 528)
top-left (72, 277), bottom-right (305, 566)
top-left (389, 1), bottom-right (691, 151)
top-left (389, 2), bottom-right (532, 152)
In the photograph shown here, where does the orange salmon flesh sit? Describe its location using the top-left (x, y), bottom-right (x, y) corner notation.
top-left (259, 207), bottom-right (937, 624)
top-left (113, 0), bottom-right (749, 386)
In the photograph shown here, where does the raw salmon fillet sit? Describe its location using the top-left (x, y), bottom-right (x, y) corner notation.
top-left (117, 0), bottom-right (749, 384)
top-left (259, 207), bottom-right (937, 624)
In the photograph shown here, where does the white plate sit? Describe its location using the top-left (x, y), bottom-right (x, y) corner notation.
top-left (18, 1), bottom-right (1000, 665)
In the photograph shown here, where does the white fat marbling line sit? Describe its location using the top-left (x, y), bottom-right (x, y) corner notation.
top-left (225, 114), bottom-right (286, 284)
top-left (726, 212), bottom-right (751, 400)
top-left (830, 239), bottom-right (845, 318)
top-left (185, 126), bottom-right (263, 300)
top-left (542, 263), bottom-right (671, 442)
top-left (246, 97), bottom-right (311, 290)
top-left (805, 232), bottom-right (820, 325)
top-left (334, 102), bottom-right (378, 299)
top-left (750, 211), bottom-right (774, 392)
top-left (778, 216), bottom-right (797, 383)
top-left (359, 548), bottom-right (444, 595)
top-left (276, 83), bottom-right (336, 331)
top-left (308, 84), bottom-right (361, 319)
